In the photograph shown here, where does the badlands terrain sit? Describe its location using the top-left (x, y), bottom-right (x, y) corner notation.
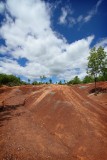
top-left (0, 82), bottom-right (107, 160)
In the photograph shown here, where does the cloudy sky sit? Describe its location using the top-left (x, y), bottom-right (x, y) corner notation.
top-left (0, 0), bottom-right (107, 82)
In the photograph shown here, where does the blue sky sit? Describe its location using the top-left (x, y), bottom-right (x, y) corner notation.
top-left (0, 0), bottom-right (107, 83)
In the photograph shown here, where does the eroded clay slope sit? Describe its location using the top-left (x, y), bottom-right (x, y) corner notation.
top-left (0, 83), bottom-right (107, 160)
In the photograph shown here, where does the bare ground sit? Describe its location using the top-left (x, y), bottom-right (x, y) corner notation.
top-left (0, 82), bottom-right (107, 160)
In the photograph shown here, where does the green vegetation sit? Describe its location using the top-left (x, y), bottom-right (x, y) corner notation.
top-left (28, 79), bottom-right (31, 84)
top-left (49, 78), bottom-right (52, 84)
top-left (87, 46), bottom-right (107, 91)
top-left (58, 80), bottom-right (62, 85)
top-left (67, 76), bottom-right (81, 85)
top-left (40, 75), bottom-right (46, 83)
top-left (68, 47), bottom-right (107, 87)
top-left (0, 73), bottom-right (26, 86)
top-left (32, 81), bottom-right (39, 85)
top-left (82, 75), bottom-right (94, 84)
top-left (0, 47), bottom-right (107, 87)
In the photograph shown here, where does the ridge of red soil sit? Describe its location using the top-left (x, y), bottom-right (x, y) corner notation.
top-left (0, 82), bottom-right (107, 160)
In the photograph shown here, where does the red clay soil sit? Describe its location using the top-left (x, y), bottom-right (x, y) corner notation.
top-left (0, 82), bottom-right (107, 160)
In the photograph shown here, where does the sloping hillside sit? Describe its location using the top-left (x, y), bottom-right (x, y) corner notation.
top-left (0, 83), bottom-right (107, 160)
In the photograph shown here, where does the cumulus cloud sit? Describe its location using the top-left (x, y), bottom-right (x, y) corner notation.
top-left (0, 0), bottom-right (94, 81)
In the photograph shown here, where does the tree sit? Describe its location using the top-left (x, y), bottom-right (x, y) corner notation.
top-left (97, 47), bottom-right (107, 80)
top-left (32, 81), bottom-right (38, 85)
top-left (103, 68), bottom-right (107, 80)
top-left (40, 75), bottom-right (46, 83)
top-left (82, 75), bottom-right (94, 84)
top-left (58, 80), bottom-right (62, 85)
top-left (0, 73), bottom-right (24, 86)
top-left (67, 76), bottom-right (81, 85)
top-left (72, 76), bottom-right (81, 84)
top-left (49, 78), bottom-right (52, 84)
top-left (87, 46), bottom-right (107, 92)
top-left (28, 79), bottom-right (30, 84)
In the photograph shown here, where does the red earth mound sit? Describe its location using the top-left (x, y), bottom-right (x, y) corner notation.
top-left (0, 83), bottom-right (107, 160)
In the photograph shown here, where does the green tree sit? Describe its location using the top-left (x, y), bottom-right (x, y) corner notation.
top-left (40, 75), bottom-right (46, 83)
top-left (58, 80), bottom-right (62, 85)
top-left (67, 76), bottom-right (81, 85)
top-left (64, 80), bottom-right (66, 84)
top-left (82, 75), bottom-right (94, 84)
top-left (87, 47), bottom-right (107, 92)
top-left (32, 81), bottom-right (38, 85)
top-left (97, 47), bottom-right (107, 80)
top-left (72, 76), bottom-right (81, 84)
top-left (0, 73), bottom-right (23, 86)
top-left (28, 79), bottom-right (30, 84)
top-left (49, 78), bottom-right (52, 84)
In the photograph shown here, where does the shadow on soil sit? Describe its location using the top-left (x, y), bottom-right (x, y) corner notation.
top-left (89, 87), bottom-right (107, 94)
top-left (0, 105), bottom-right (22, 127)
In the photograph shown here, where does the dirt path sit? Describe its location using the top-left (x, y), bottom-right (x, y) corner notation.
top-left (0, 84), bottom-right (107, 160)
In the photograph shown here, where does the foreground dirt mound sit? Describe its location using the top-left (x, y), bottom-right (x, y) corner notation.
top-left (0, 83), bottom-right (107, 160)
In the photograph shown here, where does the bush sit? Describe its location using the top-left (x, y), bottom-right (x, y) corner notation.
top-left (58, 80), bottom-right (62, 85)
top-left (0, 73), bottom-right (24, 86)
top-left (68, 76), bottom-right (81, 85)
top-left (82, 75), bottom-right (94, 84)
top-left (32, 81), bottom-right (38, 85)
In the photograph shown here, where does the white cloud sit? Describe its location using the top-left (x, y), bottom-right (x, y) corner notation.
top-left (59, 7), bottom-right (68, 24)
top-left (59, 0), bottom-right (103, 27)
top-left (68, 17), bottom-right (76, 26)
top-left (95, 38), bottom-right (107, 47)
top-left (0, 2), bottom-right (5, 13)
top-left (96, 0), bottom-right (103, 11)
top-left (77, 15), bottom-right (83, 23)
top-left (59, 6), bottom-right (74, 26)
top-left (95, 38), bottom-right (107, 52)
top-left (0, 0), bottom-right (94, 81)
top-left (84, 0), bottom-right (103, 23)
top-left (84, 15), bottom-right (92, 23)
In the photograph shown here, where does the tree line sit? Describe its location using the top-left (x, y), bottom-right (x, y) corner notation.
top-left (0, 46), bottom-right (107, 87)
top-left (0, 74), bottom-right (27, 86)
